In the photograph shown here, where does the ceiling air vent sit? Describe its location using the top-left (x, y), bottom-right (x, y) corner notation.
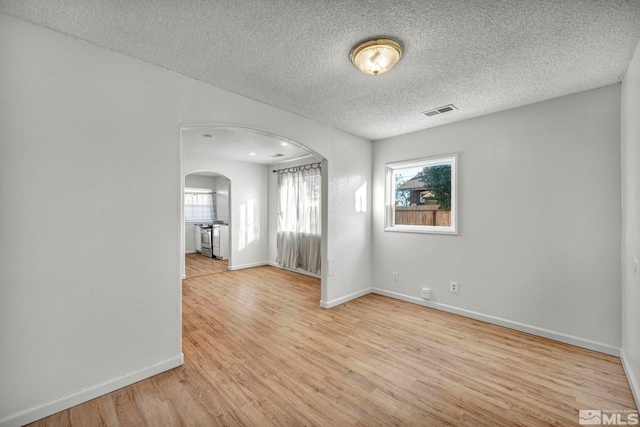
top-left (421, 104), bottom-right (457, 117)
top-left (269, 153), bottom-right (285, 158)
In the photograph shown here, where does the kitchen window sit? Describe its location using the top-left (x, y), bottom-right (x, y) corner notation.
top-left (184, 189), bottom-right (216, 221)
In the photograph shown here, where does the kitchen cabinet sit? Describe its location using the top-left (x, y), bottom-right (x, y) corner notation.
top-left (212, 225), bottom-right (229, 260)
top-left (194, 224), bottom-right (202, 253)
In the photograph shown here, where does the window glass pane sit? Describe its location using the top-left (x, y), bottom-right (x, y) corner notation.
top-left (278, 171), bottom-right (321, 234)
top-left (184, 191), bottom-right (214, 221)
top-left (386, 154), bottom-right (457, 234)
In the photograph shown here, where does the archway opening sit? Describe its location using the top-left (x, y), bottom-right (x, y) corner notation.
top-left (180, 125), bottom-right (327, 301)
top-left (183, 170), bottom-right (231, 278)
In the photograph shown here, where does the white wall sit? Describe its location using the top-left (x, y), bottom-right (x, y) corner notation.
top-left (0, 15), bottom-right (182, 426)
top-left (621, 41), bottom-right (640, 406)
top-left (182, 154), bottom-right (268, 271)
top-left (372, 85), bottom-right (622, 355)
top-left (185, 173), bottom-right (217, 191)
top-left (0, 15), bottom-right (373, 426)
top-left (184, 174), bottom-right (217, 253)
top-left (216, 177), bottom-right (230, 224)
top-left (178, 77), bottom-right (373, 306)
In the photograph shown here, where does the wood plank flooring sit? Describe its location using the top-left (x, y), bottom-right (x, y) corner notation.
top-left (185, 253), bottom-right (228, 278)
top-left (28, 257), bottom-right (637, 426)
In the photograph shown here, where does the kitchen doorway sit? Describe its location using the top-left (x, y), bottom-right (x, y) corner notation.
top-left (183, 171), bottom-right (231, 279)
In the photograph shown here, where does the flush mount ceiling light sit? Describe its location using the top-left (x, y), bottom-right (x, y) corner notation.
top-left (350, 38), bottom-right (403, 76)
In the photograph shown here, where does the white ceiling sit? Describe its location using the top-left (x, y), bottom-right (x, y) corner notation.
top-left (182, 127), bottom-right (319, 165)
top-left (187, 171), bottom-right (222, 178)
top-left (2, 1), bottom-right (640, 140)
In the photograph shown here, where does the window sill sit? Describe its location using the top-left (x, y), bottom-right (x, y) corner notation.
top-left (385, 225), bottom-right (457, 235)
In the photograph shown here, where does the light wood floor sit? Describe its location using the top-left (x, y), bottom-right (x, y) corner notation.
top-left (29, 257), bottom-right (637, 426)
top-left (185, 252), bottom-right (229, 278)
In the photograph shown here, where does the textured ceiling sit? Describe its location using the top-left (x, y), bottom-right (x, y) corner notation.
top-left (2, 0), bottom-right (640, 140)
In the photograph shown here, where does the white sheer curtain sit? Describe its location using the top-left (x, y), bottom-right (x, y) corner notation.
top-left (276, 164), bottom-right (321, 274)
top-left (184, 190), bottom-right (216, 221)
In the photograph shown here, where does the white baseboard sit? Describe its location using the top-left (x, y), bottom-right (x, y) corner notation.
top-left (185, 250), bottom-right (196, 254)
top-left (321, 287), bottom-right (372, 309)
top-left (267, 261), bottom-right (321, 279)
top-left (228, 261), bottom-right (268, 271)
top-left (0, 353), bottom-right (184, 427)
top-left (372, 288), bottom-right (620, 356)
top-left (621, 348), bottom-right (640, 409)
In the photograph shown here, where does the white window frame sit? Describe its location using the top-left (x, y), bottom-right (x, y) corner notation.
top-left (385, 153), bottom-right (458, 235)
top-left (184, 188), bottom-right (215, 222)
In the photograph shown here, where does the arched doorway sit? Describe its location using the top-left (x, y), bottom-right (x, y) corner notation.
top-left (180, 125), bottom-right (327, 300)
top-left (183, 170), bottom-right (231, 278)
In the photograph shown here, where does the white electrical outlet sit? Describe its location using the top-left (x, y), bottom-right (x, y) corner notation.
top-left (450, 281), bottom-right (458, 293)
top-left (421, 287), bottom-right (430, 299)
top-left (393, 271), bottom-right (399, 281)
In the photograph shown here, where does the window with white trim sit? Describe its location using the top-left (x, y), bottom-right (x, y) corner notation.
top-left (184, 189), bottom-right (216, 221)
top-left (385, 154), bottom-right (458, 234)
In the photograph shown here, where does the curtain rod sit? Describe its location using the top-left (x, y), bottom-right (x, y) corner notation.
top-left (272, 161), bottom-right (322, 174)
